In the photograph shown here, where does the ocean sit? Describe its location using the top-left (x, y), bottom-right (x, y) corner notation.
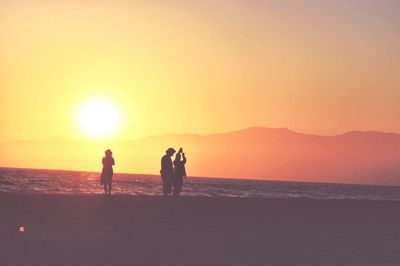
top-left (1, 167), bottom-right (400, 201)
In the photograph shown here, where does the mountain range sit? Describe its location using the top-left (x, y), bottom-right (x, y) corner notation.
top-left (1, 127), bottom-right (400, 185)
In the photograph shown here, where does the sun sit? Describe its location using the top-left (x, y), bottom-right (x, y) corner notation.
top-left (76, 99), bottom-right (122, 139)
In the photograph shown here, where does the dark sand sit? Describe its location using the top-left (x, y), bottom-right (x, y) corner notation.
top-left (1, 192), bottom-right (400, 266)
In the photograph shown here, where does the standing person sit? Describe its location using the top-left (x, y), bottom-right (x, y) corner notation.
top-left (173, 148), bottom-right (187, 197)
top-left (101, 149), bottom-right (115, 195)
top-left (160, 148), bottom-right (176, 196)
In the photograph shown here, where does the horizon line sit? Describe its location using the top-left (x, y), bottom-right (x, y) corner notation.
top-left (2, 126), bottom-right (400, 143)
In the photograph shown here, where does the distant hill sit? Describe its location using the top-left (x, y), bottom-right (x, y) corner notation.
top-left (1, 127), bottom-right (400, 185)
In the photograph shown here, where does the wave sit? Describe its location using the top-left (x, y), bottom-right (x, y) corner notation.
top-left (1, 167), bottom-right (400, 201)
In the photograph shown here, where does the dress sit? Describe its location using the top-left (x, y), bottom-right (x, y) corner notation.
top-left (101, 157), bottom-right (115, 184)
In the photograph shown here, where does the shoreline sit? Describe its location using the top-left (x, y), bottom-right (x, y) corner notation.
top-left (2, 166), bottom-right (400, 188)
top-left (2, 190), bottom-right (400, 203)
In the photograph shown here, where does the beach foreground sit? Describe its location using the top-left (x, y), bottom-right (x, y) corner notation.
top-left (1, 193), bottom-right (400, 266)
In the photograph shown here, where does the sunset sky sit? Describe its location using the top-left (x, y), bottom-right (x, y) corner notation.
top-left (1, 0), bottom-right (399, 142)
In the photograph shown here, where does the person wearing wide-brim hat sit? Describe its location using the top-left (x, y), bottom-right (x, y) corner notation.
top-left (160, 148), bottom-right (176, 196)
top-left (101, 149), bottom-right (115, 195)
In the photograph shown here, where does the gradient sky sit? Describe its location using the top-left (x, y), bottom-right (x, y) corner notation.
top-left (1, 0), bottom-right (400, 141)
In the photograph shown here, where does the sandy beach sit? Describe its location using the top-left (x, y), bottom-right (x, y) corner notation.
top-left (1, 192), bottom-right (400, 266)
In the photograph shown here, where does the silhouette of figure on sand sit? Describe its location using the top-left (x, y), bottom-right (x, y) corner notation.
top-left (173, 148), bottom-right (187, 197)
top-left (160, 148), bottom-right (176, 196)
top-left (101, 149), bottom-right (115, 195)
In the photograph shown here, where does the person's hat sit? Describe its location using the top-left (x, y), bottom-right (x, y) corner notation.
top-left (166, 148), bottom-right (176, 154)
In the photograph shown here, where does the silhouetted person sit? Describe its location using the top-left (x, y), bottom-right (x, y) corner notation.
top-left (101, 149), bottom-right (115, 195)
top-left (173, 148), bottom-right (187, 197)
top-left (160, 148), bottom-right (176, 196)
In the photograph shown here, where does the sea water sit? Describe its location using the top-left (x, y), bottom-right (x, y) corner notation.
top-left (1, 167), bottom-right (400, 201)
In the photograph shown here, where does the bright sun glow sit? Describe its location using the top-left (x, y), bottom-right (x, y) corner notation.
top-left (77, 99), bottom-right (122, 139)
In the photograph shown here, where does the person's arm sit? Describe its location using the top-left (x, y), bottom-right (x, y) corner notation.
top-left (161, 156), bottom-right (167, 173)
top-left (161, 157), bottom-right (166, 168)
top-left (182, 153), bottom-right (187, 179)
top-left (112, 158), bottom-right (115, 166)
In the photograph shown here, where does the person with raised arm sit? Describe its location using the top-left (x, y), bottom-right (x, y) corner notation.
top-left (173, 148), bottom-right (187, 197)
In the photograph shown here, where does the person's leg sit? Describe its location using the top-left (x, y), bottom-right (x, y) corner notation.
top-left (103, 183), bottom-right (107, 194)
top-left (162, 178), bottom-right (168, 196)
top-left (176, 177), bottom-right (183, 196)
top-left (108, 181), bottom-right (112, 194)
top-left (173, 177), bottom-right (178, 197)
top-left (167, 177), bottom-right (172, 195)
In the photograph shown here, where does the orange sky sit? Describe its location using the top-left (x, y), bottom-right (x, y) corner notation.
top-left (1, 0), bottom-right (400, 142)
